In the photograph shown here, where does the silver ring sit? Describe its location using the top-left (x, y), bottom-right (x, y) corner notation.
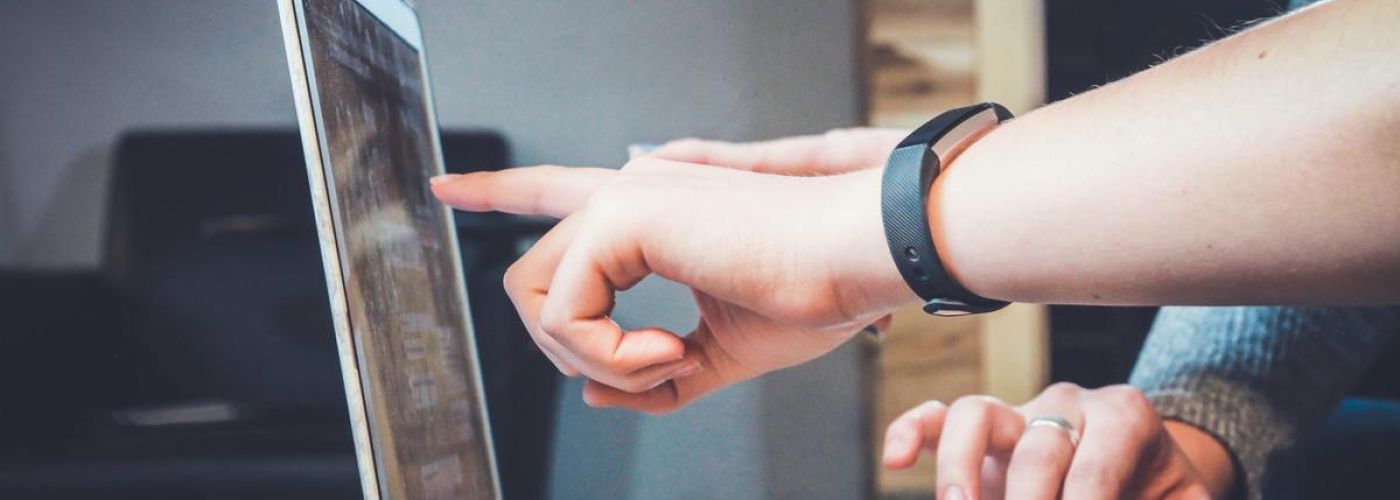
top-left (1026, 415), bottom-right (1080, 447)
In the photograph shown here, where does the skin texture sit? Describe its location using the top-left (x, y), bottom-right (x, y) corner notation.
top-left (882, 384), bottom-right (1221, 500)
top-left (1164, 420), bottom-right (1235, 498)
top-left (430, 0), bottom-right (1396, 497)
top-left (927, 0), bottom-right (1400, 306)
top-left (432, 0), bottom-right (1400, 407)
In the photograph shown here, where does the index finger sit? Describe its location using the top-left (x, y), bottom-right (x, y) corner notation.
top-left (882, 400), bottom-right (949, 469)
top-left (431, 165), bottom-right (617, 218)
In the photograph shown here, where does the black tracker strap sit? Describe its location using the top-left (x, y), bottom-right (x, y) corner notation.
top-left (880, 102), bottom-right (1013, 316)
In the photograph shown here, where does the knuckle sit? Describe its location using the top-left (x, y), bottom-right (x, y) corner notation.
top-left (537, 308), bottom-right (570, 340)
top-left (1043, 381), bottom-right (1083, 399)
top-left (586, 182), bottom-right (635, 214)
top-left (502, 262), bottom-right (526, 293)
top-left (949, 394), bottom-right (1000, 418)
top-left (1092, 386), bottom-right (1160, 439)
top-left (620, 156), bottom-right (666, 173)
top-left (1099, 385), bottom-right (1154, 414)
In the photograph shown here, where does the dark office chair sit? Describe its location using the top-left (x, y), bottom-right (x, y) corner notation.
top-left (0, 129), bottom-right (558, 499)
top-left (0, 131), bottom-right (359, 499)
top-left (0, 271), bottom-right (122, 444)
top-left (103, 131), bottom-right (346, 419)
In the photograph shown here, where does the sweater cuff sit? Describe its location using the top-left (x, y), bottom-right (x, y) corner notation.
top-left (1144, 381), bottom-right (1295, 500)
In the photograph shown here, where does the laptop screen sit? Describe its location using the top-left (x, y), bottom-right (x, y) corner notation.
top-left (301, 0), bottom-right (496, 497)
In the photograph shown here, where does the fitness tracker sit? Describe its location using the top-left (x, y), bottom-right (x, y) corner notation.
top-left (880, 102), bottom-right (1012, 316)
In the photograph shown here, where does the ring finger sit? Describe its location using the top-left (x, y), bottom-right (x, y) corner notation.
top-left (1005, 385), bottom-right (1086, 500)
top-left (1003, 420), bottom-right (1077, 500)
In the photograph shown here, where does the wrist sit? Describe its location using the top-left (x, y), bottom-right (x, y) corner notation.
top-left (924, 122), bottom-right (1001, 300)
top-left (881, 103), bottom-right (1013, 315)
top-left (1164, 420), bottom-right (1238, 498)
top-left (825, 168), bottom-right (920, 320)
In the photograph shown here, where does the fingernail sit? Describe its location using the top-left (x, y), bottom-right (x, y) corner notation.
top-left (671, 361), bottom-right (705, 379)
top-left (942, 485), bottom-right (966, 500)
top-left (882, 432), bottom-right (909, 463)
top-left (429, 174), bottom-right (459, 185)
top-left (640, 363), bottom-right (703, 392)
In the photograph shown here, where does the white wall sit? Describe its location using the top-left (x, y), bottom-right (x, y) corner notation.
top-left (0, 1), bottom-right (868, 498)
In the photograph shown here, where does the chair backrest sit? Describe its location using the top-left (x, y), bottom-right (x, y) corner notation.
top-left (0, 271), bottom-right (120, 443)
top-left (105, 130), bottom-right (345, 418)
top-left (102, 128), bottom-right (513, 420)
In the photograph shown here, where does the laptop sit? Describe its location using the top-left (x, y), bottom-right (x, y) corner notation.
top-left (277, 1), bottom-right (501, 498)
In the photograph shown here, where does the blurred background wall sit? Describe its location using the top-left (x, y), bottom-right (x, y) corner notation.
top-left (0, 1), bottom-right (867, 498)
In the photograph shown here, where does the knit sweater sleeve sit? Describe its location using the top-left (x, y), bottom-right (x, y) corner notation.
top-left (1128, 306), bottom-right (1399, 500)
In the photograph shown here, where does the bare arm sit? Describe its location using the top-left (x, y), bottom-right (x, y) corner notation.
top-left (927, 0), bottom-right (1400, 305)
top-left (432, 0), bottom-right (1400, 414)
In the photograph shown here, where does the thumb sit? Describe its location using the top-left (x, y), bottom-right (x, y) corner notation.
top-left (579, 324), bottom-right (752, 415)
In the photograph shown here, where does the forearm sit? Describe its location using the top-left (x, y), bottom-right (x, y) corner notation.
top-left (933, 0), bottom-right (1400, 305)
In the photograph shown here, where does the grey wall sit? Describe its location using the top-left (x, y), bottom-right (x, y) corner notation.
top-left (0, 0), bottom-right (301, 268)
top-left (0, 1), bottom-right (868, 498)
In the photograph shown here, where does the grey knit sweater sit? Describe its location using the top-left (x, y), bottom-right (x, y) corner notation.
top-left (1129, 307), bottom-right (1400, 499)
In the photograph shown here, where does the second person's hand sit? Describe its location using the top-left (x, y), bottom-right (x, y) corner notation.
top-left (883, 383), bottom-right (1232, 500)
top-left (432, 160), bottom-right (915, 413)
